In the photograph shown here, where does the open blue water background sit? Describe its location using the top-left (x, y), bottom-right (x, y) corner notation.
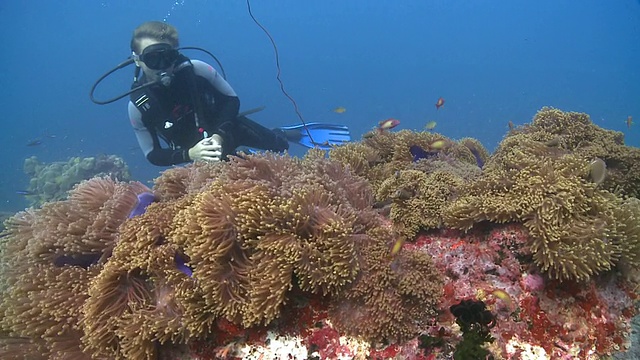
top-left (0, 0), bottom-right (638, 212)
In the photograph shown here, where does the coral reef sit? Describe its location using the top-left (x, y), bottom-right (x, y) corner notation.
top-left (508, 107), bottom-right (640, 197)
top-left (0, 178), bottom-right (151, 358)
top-left (1, 152), bottom-right (443, 359)
top-left (23, 154), bottom-right (131, 207)
top-left (444, 108), bottom-right (640, 282)
top-left (376, 170), bottom-right (465, 239)
top-left (329, 129), bottom-right (486, 194)
top-left (329, 226), bottom-right (443, 342)
top-left (0, 212), bottom-right (13, 232)
top-left (330, 130), bottom-right (484, 240)
top-left (184, 223), bottom-right (638, 359)
top-left (415, 224), bottom-right (637, 359)
top-left (1, 107), bottom-right (639, 360)
top-left (449, 299), bottom-right (496, 360)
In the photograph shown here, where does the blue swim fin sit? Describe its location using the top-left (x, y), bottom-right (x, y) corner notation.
top-left (278, 123), bottom-right (351, 150)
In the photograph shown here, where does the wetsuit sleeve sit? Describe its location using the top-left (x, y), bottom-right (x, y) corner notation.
top-left (128, 101), bottom-right (190, 166)
top-left (192, 60), bottom-right (237, 98)
top-left (192, 60), bottom-right (240, 152)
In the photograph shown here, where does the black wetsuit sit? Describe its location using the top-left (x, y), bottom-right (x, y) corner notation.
top-left (128, 59), bottom-right (288, 166)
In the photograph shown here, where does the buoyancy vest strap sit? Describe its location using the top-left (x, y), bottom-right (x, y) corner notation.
top-left (134, 93), bottom-right (151, 112)
top-left (182, 61), bottom-right (206, 130)
top-left (130, 55), bottom-right (201, 130)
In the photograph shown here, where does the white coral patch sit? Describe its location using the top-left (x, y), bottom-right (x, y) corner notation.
top-left (238, 331), bottom-right (308, 359)
top-left (505, 337), bottom-right (548, 360)
top-left (337, 336), bottom-right (370, 359)
top-left (230, 331), bottom-right (372, 360)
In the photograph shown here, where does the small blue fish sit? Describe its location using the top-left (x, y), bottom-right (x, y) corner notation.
top-left (469, 147), bottom-right (485, 168)
top-left (409, 145), bottom-right (437, 162)
top-left (26, 139), bottom-right (43, 146)
top-left (175, 253), bottom-right (193, 277)
top-left (16, 190), bottom-right (35, 196)
top-left (128, 192), bottom-right (156, 218)
top-left (53, 253), bottom-right (102, 269)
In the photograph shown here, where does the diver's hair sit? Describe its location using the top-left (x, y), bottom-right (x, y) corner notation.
top-left (130, 21), bottom-right (179, 54)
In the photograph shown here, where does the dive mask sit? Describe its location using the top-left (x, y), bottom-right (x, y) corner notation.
top-left (135, 43), bottom-right (179, 70)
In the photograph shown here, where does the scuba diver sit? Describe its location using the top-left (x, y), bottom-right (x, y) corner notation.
top-left (111, 21), bottom-right (350, 166)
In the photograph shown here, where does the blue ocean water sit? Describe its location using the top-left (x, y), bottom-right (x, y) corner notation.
top-left (0, 0), bottom-right (638, 212)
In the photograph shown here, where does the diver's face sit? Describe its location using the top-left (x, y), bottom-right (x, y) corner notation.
top-left (134, 38), bottom-right (177, 81)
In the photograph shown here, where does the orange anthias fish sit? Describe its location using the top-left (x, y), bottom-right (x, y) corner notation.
top-left (435, 97), bottom-right (445, 110)
top-left (377, 118), bottom-right (401, 132)
top-left (627, 115), bottom-right (633, 129)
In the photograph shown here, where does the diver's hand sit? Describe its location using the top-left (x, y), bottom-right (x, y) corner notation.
top-left (188, 134), bottom-right (223, 162)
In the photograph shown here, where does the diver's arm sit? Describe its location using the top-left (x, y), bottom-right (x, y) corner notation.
top-left (192, 60), bottom-right (240, 124)
top-left (128, 102), bottom-right (190, 166)
top-left (192, 60), bottom-right (237, 98)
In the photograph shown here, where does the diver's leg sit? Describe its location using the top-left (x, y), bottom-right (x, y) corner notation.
top-left (230, 116), bottom-right (289, 152)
